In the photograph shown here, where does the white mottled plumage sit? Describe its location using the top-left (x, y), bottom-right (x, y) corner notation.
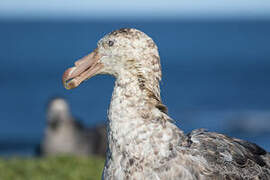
top-left (63, 28), bottom-right (270, 179)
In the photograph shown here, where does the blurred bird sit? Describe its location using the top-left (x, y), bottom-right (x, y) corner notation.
top-left (63, 28), bottom-right (270, 179)
top-left (37, 97), bottom-right (106, 157)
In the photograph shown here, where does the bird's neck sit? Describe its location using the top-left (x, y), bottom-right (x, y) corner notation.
top-left (107, 70), bottom-right (183, 160)
top-left (108, 70), bottom-right (167, 135)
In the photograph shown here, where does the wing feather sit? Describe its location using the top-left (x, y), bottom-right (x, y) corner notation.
top-left (182, 129), bottom-right (270, 179)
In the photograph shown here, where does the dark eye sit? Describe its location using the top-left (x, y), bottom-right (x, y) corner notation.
top-left (108, 40), bottom-right (114, 47)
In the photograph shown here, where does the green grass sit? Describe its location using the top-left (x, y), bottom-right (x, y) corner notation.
top-left (0, 156), bottom-right (105, 180)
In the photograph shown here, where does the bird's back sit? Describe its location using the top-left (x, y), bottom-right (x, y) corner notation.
top-left (176, 129), bottom-right (270, 179)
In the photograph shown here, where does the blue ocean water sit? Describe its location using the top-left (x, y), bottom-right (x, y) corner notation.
top-left (0, 20), bottom-right (270, 155)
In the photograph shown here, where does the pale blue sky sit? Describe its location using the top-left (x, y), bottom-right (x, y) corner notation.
top-left (1, 0), bottom-right (270, 20)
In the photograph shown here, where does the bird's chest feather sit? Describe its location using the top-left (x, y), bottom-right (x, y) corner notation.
top-left (104, 114), bottom-right (188, 179)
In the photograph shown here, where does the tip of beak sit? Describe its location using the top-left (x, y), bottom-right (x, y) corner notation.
top-left (65, 80), bottom-right (79, 90)
top-left (67, 83), bottom-right (75, 89)
top-left (62, 67), bottom-right (76, 90)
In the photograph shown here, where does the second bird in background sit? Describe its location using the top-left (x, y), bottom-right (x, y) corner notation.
top-left (37, 97), bottom-right (106, 157)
